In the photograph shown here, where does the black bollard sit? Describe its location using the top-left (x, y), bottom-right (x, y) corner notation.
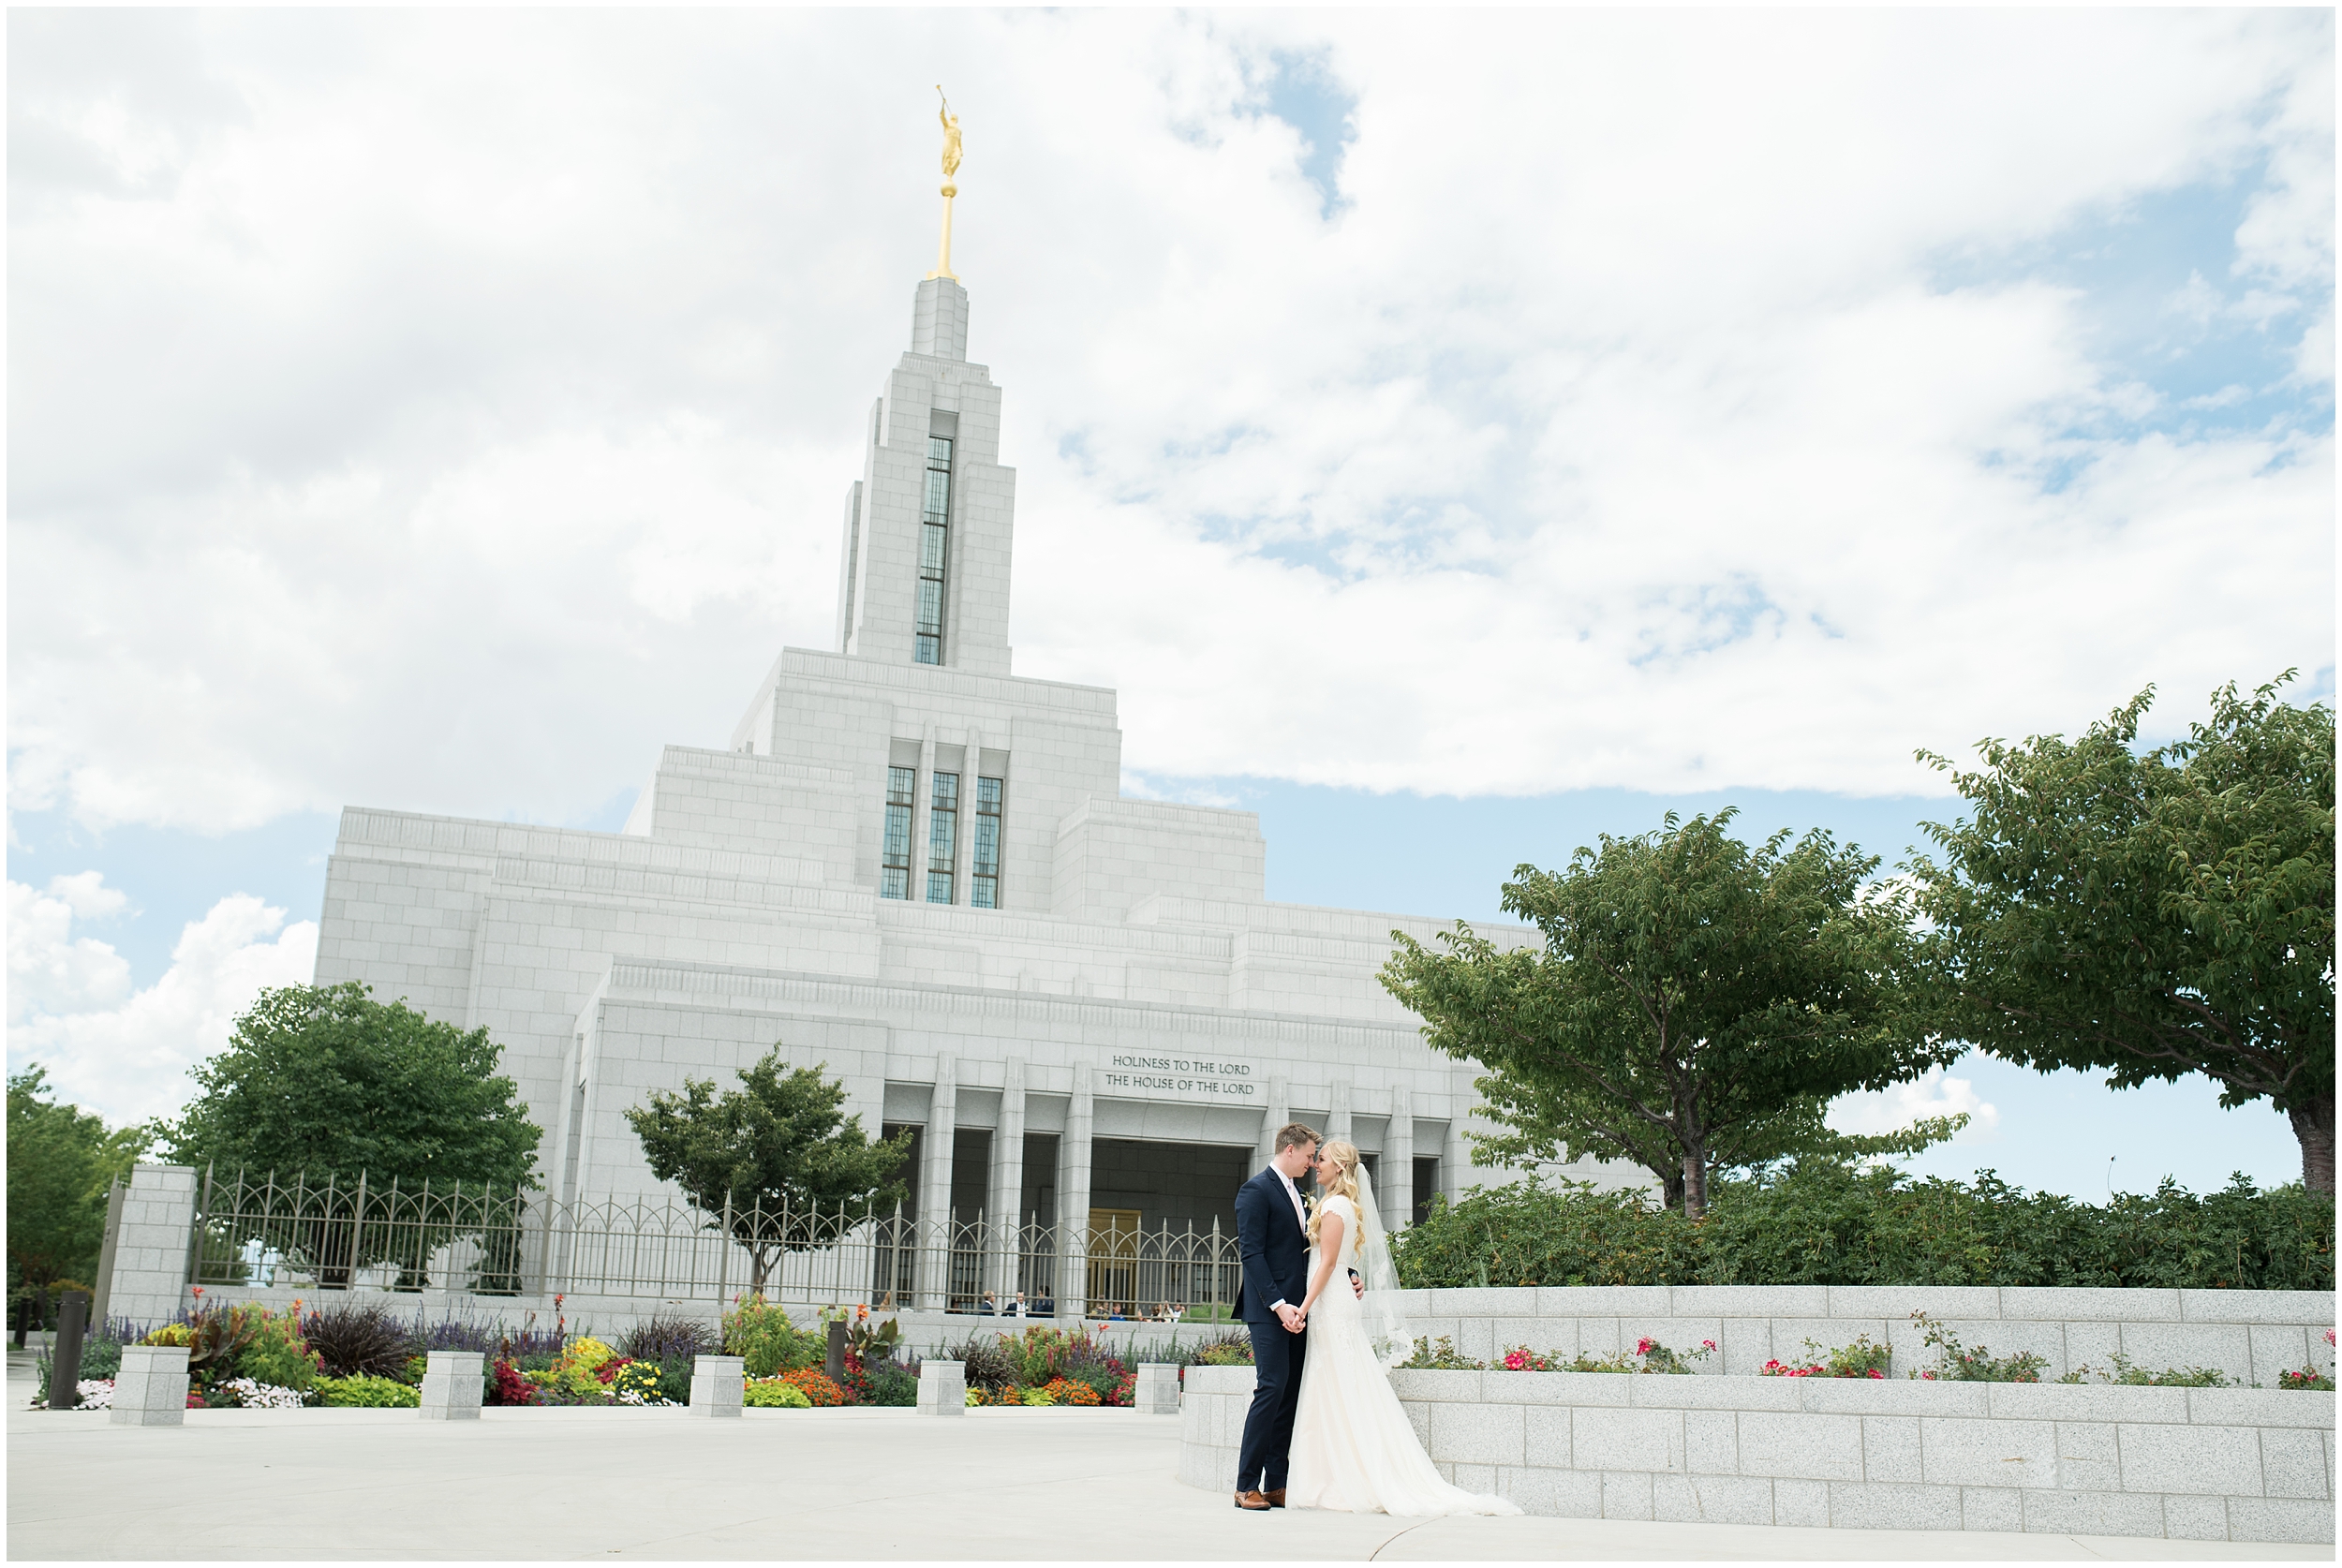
top-left (12, 1293), bottom-right (27, 1350)
top-left (824, 1319), bottom-right (846, 1383)
top-left (51, 1292), bottom-right (89, 1412)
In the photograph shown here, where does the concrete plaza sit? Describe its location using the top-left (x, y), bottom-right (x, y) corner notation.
top-left (7, 1357), bottom-right (2328, 1562)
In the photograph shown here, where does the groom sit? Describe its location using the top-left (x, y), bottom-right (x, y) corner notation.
top-left (1232, 1121), bottom-right (1322, 1511)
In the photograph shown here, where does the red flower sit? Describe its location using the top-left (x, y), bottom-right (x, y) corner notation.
top-left (190, 1287), bottom-right (205, 1298)
top-left (1635, 1338), bottom-right (1654, 1356)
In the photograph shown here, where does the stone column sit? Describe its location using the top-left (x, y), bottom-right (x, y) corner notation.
top-left (988, 1058), bottom-right (1027, 1302)
top-left (1381, 1087), bottom-right (1415, 1234)
top-left (918, 1057), bottom-right (958, 1310)
top-left (419, 1351), bottom-right (484, 1421)
top-left (916, 1358), bottom-right (967, 1416)
top-left (104, 1164), bottom-right (200, 1329)
top-left (1255, 1077), bottom-right (1290, 1170)
top-left (110, 1345), bottom-right (189, 1427)
top-left (1328, 1080), bottom-right (1353, 1147)
top-left (1134, 1361), bottom-right (1179, 1415)
top-left (688, 1354), bottom-right (745, 1417)
top-left (1056, 1061), bottom-right (1093, 1319)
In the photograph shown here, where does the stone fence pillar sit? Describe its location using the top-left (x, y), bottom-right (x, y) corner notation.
top-left (689, 1354), bottom-right (744, 1416)
top-left (916, 1358), bottom-right (965, 1416)
top-left (419, 1352), bottom-right (484, 1420)
top-left (104, 1164), bottom-right (201, 1326)
top-left (1133, 1362), bottom-right (1178, 1415)
top-left (110, 1345), bottom-right (189, 1427)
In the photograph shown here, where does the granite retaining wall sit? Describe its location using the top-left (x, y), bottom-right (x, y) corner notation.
top-left (1178, 1364), bottom-right (2335, 1544)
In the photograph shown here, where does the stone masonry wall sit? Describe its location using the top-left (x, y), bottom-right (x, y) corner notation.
top-left (1179, 1364), bottom-right (2335, 1544)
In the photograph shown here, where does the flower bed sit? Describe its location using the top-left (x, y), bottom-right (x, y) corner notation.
top-left (1406, 1334), bottom-right (1717, 1374)
top-left (939, 1324), bottom-right (1136, 1408)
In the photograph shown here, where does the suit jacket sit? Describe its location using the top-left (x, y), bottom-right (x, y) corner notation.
top-left (1234, 1166), bottom-right (1311, 1325)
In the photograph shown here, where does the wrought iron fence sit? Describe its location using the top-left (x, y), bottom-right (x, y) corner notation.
top-left (186, 1168), bottom-right (1245, 1316)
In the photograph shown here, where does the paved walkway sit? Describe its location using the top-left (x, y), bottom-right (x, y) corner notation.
top-left (7, 1359), bottom-right (2327, 1561)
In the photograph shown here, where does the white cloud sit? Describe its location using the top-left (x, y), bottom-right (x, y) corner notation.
top-left (7, 880), bottom-right (318, 1127)
top-left (7, 874), bottom-right (133, 1022)
top-left (7, 10), bottom-right (2331, 835)
top-left (1829, 1066), bottom-right (2001, 1146)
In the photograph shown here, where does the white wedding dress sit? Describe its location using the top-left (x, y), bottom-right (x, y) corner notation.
top-left (1284, 1192), bottom-right (1521, 1516)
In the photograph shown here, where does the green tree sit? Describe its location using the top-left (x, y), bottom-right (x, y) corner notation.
top-left (1909, 674), bottom-right (2335, 1194)
top-left (7, 1066), bottom-right (148, 1294)
top-left (161, 982), bottom-right (543, 1188)
top-left (627, 1050), bottom-right (912, 1292)
top-left (1381, 811), bottom-right (1953, 1219)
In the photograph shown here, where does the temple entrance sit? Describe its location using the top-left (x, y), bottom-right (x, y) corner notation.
top-left (1085, 1207), bottom-right (1141, 1314)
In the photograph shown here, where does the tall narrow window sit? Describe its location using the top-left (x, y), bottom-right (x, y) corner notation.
top-left (926, 772), bottom-right (959, 904)
top-left (971, 777), bottom-right (1003, 910)
top-left (881, 766), bottom-right (915, 899)
top-left (916, 436), bottom-right (952, 665)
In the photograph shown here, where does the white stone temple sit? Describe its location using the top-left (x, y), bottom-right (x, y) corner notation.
top-left (310, 264), bottom-right (1596, 1310)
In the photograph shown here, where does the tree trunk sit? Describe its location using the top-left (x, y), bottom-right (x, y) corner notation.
top-left (1681, 1142), bottom-right (1710, 1220)
top-left (2290, 1095), bottom-right (2335, 1197)
top-left (1661, 1171), bottom-right (1686, 1213)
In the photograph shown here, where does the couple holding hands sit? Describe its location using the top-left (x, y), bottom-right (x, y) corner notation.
top-left (1229, 1123), bottom-right (1519, 1517)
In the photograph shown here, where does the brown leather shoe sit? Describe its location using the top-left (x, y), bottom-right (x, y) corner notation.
top-left (1265, 1488), bottom-right (1288, 1509)
top-left (1234, 1490), bottom-right (1271, 1511)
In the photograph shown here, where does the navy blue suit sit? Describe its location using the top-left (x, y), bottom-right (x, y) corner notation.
top-left (1233, 1165), bottom-right (1311, 1493)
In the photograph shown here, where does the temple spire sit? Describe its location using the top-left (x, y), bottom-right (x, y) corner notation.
top-left (927, 87), bottom-right (962, 282)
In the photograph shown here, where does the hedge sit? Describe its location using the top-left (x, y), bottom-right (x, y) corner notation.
top-left (1392, 1162), bottom-right (2334, 1292)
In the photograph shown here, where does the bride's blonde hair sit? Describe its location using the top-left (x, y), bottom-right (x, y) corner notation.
top-left (1307, 1139), bottom-right (1364, 1255)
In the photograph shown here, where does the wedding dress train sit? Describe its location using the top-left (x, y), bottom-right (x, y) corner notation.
top-left (1283, 1194), bottom-right (1521, 1517)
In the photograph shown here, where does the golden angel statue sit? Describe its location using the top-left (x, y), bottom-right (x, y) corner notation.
top-left (937, 87), bottom-right (962, 182)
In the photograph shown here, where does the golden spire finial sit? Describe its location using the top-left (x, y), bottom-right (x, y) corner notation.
top-left (928, 86), bottom-right (961, 281)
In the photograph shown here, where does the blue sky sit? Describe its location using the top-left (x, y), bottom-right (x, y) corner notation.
top-left (8, 10), bottom-right (2329, 1199)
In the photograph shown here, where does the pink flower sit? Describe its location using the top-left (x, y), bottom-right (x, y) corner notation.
top-left (1635, 1338), bottom-right (1653, 1356)
top-left (1866, 1368), bottom-right (1884, 1379)
top-left (1504, 1350), bottom-right (1528, 1370)
top-left (1701, 1339), bottom-right (1717, 1351)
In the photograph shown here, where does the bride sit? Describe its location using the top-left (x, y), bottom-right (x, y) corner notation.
top-left (1284, 1139), bottom-right (1522, 1516)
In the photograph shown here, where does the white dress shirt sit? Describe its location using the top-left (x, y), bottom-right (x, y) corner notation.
top-left (1268, 1166), bottom-right (1309, 1311)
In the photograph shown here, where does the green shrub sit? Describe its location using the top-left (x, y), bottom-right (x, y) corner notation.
top-left (236, 1310), bottom-right (322, 1392)
top-left (1395, 1166), bottom-right (2335, 1291)
top-left (867, 1360), bottom-right (919, 1407)
top-left (744, 1377), bottom-right (813, 1409)
top-left (1908, 1312), bottom-right (2047, 1383)
top-left (2057, 1352), bottom-right (2231, 1387)
top-left (656, 1354), bottom-right (695, 1402)
top-left (1190, 1334), bottom-right (1253, 1368)
top-left (315, 1374), bottom-right (422, 1407)
top-left (724, 1296), bottom-right (823, 1377)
